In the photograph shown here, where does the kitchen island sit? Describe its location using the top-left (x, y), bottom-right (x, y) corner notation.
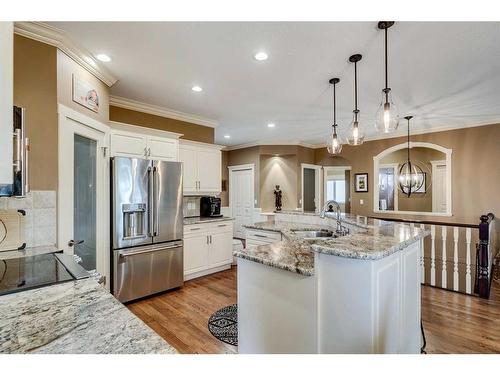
top-left (235, 213), bottom-right (429, 354)
top-left (0, 277), bottom-right (176, 354)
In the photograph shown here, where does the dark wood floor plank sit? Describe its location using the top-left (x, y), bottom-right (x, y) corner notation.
top-left (128, 266), bottom-right (500, 354)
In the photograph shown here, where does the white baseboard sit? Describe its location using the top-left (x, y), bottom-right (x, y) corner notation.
top-left (184, 263), bottom-right (232, 281)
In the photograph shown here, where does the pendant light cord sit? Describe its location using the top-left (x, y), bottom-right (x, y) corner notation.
top-left (407, 117), bottom-right (411, 162)
top-left (333, 81), bottom-right (338, 135)
top-left (354, 60), bottom-right (358, 122)
top-left (385, 27), bottom-right (389, 93)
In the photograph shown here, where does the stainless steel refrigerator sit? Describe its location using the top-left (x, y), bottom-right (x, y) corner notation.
top-left (111, 157), bottom-right (183, 302)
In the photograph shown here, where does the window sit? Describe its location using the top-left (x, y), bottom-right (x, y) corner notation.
top-left (326, 179), bottom-right (345, 203)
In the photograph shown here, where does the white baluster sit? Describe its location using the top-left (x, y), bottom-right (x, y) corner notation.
top-left (453, 227), bottom-right (459, 291)
top-left (430, 225), bottom-right (436, 286)
top-left (442, 226), bottom-right (448, 289)
top-left (465, 227), bottom-right (472, 294)
top-left (420, 224), bottom-right (426, 283)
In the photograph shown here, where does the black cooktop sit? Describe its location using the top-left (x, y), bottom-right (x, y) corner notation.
top-left (0, 252), bottom-right (88, 297)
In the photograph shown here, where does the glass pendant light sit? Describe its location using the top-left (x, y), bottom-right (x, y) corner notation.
top-left (375, 21), bottom-right (399, 133)
top-left (326, 78), bottom-right (343, 155)
top-left (398, 116), bottom-right (425, 197)
top-left (346, 54), bottom-right (365, 145)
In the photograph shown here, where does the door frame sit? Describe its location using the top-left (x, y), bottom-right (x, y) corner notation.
top-left (322, 166), bottom-right (351, 211)
top-left (430, 160), bottom-right (447, 213)
top-left (378, 163), bottom-right (399, 211)
top-left (228, 164), bottom-right (255, 236)
top-left (301, 163), bottom-right (322, 213)
top-left (57, 104), bottom-right (110, 287)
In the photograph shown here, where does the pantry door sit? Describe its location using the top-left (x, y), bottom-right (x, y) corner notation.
top-left (58, 105), bottom-right (110, 288)
top-left (229, 164), bottom-right (255, 239)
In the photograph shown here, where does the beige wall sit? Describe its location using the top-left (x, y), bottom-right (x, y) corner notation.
top-left (226, 145), bottom-right (315, 210)
top-left (316, 123), bottom-right (500, 224)
top-left (109, 106), bottom-right (214, 144)
top-left (13, 35), bottom-right (58, 191)
top-left (57, 49), bottom-right (110, 124)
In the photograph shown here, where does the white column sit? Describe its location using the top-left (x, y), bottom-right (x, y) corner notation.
top-left (453, 227), bottom-right (459, 291)
top-left (441, 226), bottom-right (448, 289)
top-left (430, 225), bottom-right (436, 286)
top-left (465, 228), bottom-right (472, 294)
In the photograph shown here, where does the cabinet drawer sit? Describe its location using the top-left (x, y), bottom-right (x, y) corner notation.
top-left (210, 221), bottom-right (233, 234)
top-left (183, 224), bottom-right (209, 237)
top-left (246, 229), bottom-right (281, 243)
top-left (246, 239), bottom-right (272, 249)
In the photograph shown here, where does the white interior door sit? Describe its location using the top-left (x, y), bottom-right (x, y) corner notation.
top-left (58, 105), bottom-right (109, 287)
top-left (432, 164), bottom-right (447, 213)
top-left (231, 167), bottom-right (254, 239)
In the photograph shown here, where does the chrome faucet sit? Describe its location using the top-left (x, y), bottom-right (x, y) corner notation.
top-left (320, 200), bottom-right (349, 235)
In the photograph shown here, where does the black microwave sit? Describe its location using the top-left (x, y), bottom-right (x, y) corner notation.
top-left (200, 196), bottom-right (222, 218)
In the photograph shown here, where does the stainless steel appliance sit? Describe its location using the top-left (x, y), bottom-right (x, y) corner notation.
top-left (200, 196), bottom-right (222, 218)
top-left (0, 106), bottom-right (30, 197)
top-left (0, 252), bottom-right (89, 296)
top-left (111, 157), bottom-right (183, 303)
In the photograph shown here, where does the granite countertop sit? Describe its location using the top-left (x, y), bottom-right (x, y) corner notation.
top-left (0, 278), bottom-right (176, 354)
top-left (183, 216), bottom-right (234, 225)
top-left (236, 215), bottom-right (429, 276)
top-left (0, 245), bottom-right (59, 261)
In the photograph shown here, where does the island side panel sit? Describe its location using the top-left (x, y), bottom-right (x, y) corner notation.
top-left (237, 258), bottom-right (317, 354)
top-left (315, 241), bottom-right (421, 354)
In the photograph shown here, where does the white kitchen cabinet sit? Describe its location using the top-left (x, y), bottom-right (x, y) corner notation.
top-left (179, 140), bottom-right (223, 195)
top-left (183, 220), bottom-right (234, 280)
top-left (0, 22), bottom-right (13, 186)
top-left (109, 121), bottom-right (180, 161)
top-left (245, 228), bottom-right (282, 249)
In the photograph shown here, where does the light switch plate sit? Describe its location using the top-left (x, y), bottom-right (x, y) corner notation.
top-left (360, 199), bottom-right (364, 205)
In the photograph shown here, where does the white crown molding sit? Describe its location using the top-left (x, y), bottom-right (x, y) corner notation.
top-left (223, 140), bottom-right (317, 151)
top-left (180, 139), bottom-right (225, 150)
top-left (110, 95), bottom-right (219, 128)
top-left (14, 21), bottom-right (117, 87)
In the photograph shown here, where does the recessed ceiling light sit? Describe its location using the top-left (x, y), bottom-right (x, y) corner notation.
top-left (224, 135), bottom-right (231, 139)
top-left (254, 51), bottom-right (268, 61)
top-left (267, 123), bottom-right (276, 128)
top-left (192, 85), bottom-right (203, 92)
top-left (95, 54), bottom-right (111, 62)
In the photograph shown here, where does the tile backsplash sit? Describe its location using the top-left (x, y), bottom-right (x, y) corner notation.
top-left (0, 190), bottom-right (56, 248)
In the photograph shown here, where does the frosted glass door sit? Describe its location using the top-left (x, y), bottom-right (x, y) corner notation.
top-left (74, 134), bottom-right (97, 271)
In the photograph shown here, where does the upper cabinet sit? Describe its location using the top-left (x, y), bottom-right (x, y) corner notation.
top-left (109, 121), bottom-right (180, 161)
top-left (0, 22), bottom-right (13, 186)
top-left (179, 140), bottom-right (223, 195)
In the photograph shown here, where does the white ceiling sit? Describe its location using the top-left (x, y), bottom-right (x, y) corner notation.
top-left (48, 22), bottom-right (500, 146)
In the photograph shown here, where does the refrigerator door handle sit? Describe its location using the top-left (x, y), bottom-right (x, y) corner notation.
top-left (153, 165), bottom-right (159, 236)
top-left (148, 166), bottom-right (154, 237)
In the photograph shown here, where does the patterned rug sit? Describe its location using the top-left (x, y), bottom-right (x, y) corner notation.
top-left (208, 304), bottom-right (238, 346)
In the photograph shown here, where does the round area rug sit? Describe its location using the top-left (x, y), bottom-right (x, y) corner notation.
top-left (208, 304), bottom-right (238, 346)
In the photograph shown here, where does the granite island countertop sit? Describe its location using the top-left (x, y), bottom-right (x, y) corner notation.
top-left (236, 215), bottom-right (429, 276)
top-left (0, 278), bottom-right (177, 354)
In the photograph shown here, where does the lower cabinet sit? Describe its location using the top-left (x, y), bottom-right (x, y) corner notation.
top-left (245, 228), bottom-right (282, 249)
top-left (183, 221), bottom-right (233, 280)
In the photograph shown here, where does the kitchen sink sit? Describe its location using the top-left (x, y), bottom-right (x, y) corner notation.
top-left (291, 229), bottom-right (335, 238)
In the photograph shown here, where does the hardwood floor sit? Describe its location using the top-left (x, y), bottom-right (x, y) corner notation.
top-left (127, 267), bottom-right (237, 354)
top-left (128, 266), bottom-right (500, 354)
top-left (422, 281), bottom-right (500, 354)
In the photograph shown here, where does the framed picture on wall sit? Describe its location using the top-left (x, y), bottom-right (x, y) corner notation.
top-left (355, 173), bottom-right (368, 192)
top-left (72, 74), bottom-right (99, 113)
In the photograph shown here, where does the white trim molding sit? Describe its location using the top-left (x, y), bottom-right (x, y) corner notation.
top-left (110, 95), bottom-right (219, 128)
top-left (180, 138), bottom-right (225, 150)
top-left (14, 22), bottom-right (117, 87)
top-left (372, 142), bottom-right (453, 217)
top-left (224, 140), bottom-right (317, 151)
top-left (300, 164), bottom-right (323, 213)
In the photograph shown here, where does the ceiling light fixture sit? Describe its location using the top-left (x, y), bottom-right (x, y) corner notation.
top-left (192, 86), bottom-right (203, 92)
top-left (254, 51), bottom-right (268, 61)
top-left (267, 123), bottom-right (275, 128)
top-left (398, 116), bottom-right (424, 197)
top-left (95, 53), bottom-right (111, 62)
top-left (346, 54), bottom-right (365, 146)
top-left (224, 135), bottom-right (231, 139)
top-left (326, 78), bottom-right (342, 155)
top-left (375, 21), bottom-right (399, 133)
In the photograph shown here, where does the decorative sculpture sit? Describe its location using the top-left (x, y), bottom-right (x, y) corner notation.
top-left (274, 185), bottom-right (282, 212)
